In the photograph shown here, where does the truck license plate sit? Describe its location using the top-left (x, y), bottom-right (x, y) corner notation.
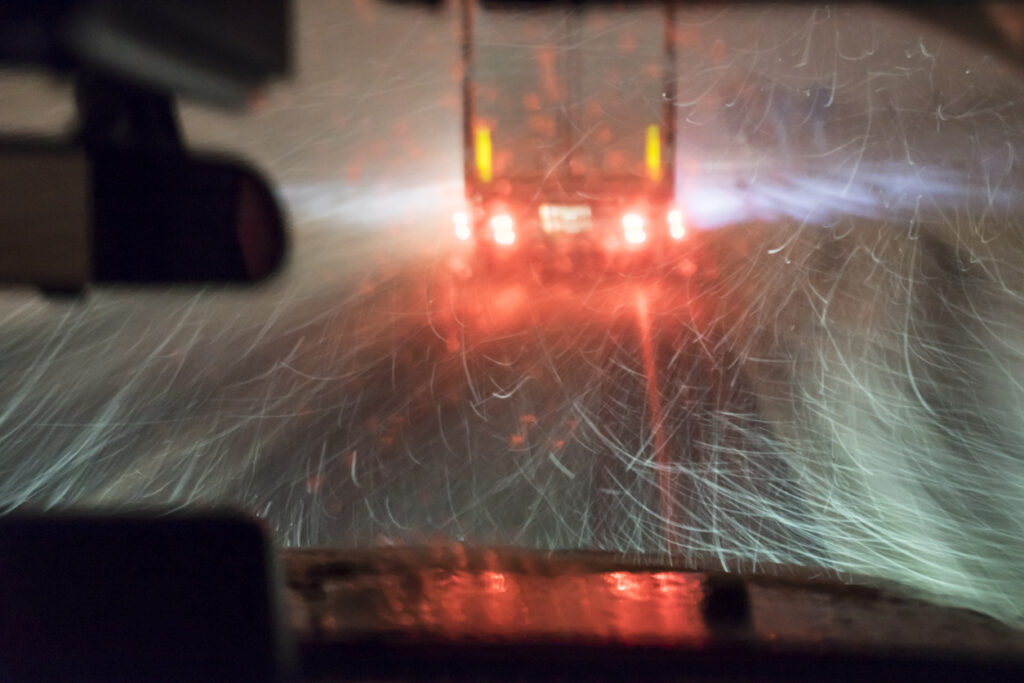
top-left (539, 204), bottom-right (592, 234)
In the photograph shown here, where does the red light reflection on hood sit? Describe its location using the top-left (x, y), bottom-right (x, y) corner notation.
top-left (336, 567), bottom-right (708, 645)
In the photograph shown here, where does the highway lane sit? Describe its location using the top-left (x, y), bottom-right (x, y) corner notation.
top-left (0, 212), bottom-right (821, 567)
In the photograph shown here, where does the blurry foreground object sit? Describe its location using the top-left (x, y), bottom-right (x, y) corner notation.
top-left (0, 512), bottom-right (292, 683)
top-left (0, 0), bottom-right (290, 292)
top-left (5, 523), bottom-right (1022, 682)
top-left (287, 547), bottom-right (1024, 681)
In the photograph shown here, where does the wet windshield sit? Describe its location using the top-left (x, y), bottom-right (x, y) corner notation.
top-left (2, 1), bottom-right (1024, 629)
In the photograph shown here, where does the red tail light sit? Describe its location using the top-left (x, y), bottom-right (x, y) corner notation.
top-left (491, 214), bottom-right (516, 245)
top-left (668, 209), bottom-right (685, 240)
top-left (453, 211), bottom-right (471, 240)
top-left (622, 212), bottom-right (647, 244)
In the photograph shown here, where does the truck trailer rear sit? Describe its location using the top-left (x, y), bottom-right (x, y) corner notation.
top-left (455, 0), bottom-right (682, 271)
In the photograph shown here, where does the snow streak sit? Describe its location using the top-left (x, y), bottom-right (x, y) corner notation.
top-left (2, 2), bottom-right (1024, 629)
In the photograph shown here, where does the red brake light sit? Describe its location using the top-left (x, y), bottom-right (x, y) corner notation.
top-left (622, 212), bottom-right (646, 244)
top-left (491, 214), bottom-right (516, 245)
top-left (668, 209), bottom-right (685, 240)
top-left (453, 211), bottom-right (471, 240)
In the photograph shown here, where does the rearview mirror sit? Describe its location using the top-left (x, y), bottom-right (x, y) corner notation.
top-left (0, 140), bottom-right (287, 292)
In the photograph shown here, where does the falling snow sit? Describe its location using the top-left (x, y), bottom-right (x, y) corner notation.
top-left (2, 1), bottom-right (1024, 630)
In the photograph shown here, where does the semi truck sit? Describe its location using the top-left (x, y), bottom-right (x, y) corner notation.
top-left (455, 0), bottom-right (682, 269)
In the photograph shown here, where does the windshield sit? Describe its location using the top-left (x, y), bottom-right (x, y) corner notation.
top-left (2, 1), bottom-right (1024, 631)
